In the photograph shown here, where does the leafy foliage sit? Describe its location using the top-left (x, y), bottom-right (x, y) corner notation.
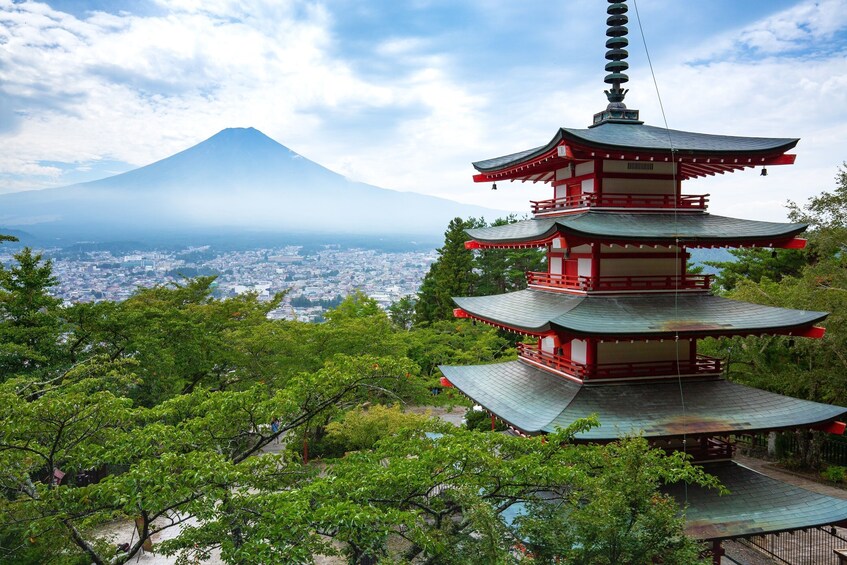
top-left (699, 165), bottom-right (847, 469)
top-left (414, 216), bottom-right (545, 326)
top-left (0, 227), bottom-right (714, 564)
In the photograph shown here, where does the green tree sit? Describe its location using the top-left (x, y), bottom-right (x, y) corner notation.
top-left (475, 215), bottom-right (545, 296)
top-left (66, 277), bottom-right (285, 405)
top-left (0, 248), bottom-right (66, 382)
top-left (387, 295), bottom-right (415, 330)
top-left (414, 216), bottom-right (544, 325)
top-left (414, 217), bottom-right (479, 325)
top-left (289, 421), bottom-right (717, 565)
top-left (706, 248), bottom-right (807, 292)
top-left (0, 354), bottom-right (418, 565)
top-left (699, 164), bottom-right (847, 469)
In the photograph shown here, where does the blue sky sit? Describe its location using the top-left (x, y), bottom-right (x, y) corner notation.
top-left (1, 0), bottom-right (846, 222)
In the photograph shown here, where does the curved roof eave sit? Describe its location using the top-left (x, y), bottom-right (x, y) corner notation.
top-left (465, 213), bottom-right (808, 247)
top-left (452, 291), bottom-right (827, 338)
top-left (440, 361), bottom-right (847, 441)
top-left (472, 123), bottom-right (799, 174)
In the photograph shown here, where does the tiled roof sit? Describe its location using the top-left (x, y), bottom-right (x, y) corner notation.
top-left (503, 461), bottom-right (847, 542)
top-left (666, 461), bottom-right (847, 540)
top-left (473, 123), bottom-right (799, 172)
top-left (452, 291), bottom-right (826, 337)
top-left (465, 212), bottom-right (807, 246)
top-left (439, 361), bottom-right (847, 439)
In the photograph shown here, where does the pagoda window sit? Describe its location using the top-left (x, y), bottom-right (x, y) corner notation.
top-left (570, 339), bottom-right (588, 364)
top-left (598, 340), bottom-right (688, 365)
top-left (577, 257), bottom-right (592, 280)
top-left (549, 254), bottom-right (563, 276)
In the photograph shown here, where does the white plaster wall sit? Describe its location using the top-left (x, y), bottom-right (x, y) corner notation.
top-left (600, 258), bottom-right (680, 277)
top-left (550, 256), bottom-right (563, 275)
top-left (575, 161), bottom-right (595, 176)
top-left (577, 258), bottom-right (592, 278)
top-left (603, 161), bottom-right (676, 174)
top-left (598, 340), bottom-right (691, 363)
top-left (541, 336), bottom-right (556, 353)
top-left (581, 178), bottom-right (595, 193)
top-left (602, 178), bottom-right (675, 195)
top-left (571, 339), bottom-right (587, 363)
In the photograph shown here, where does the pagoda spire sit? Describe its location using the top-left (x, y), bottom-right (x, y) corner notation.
top-left (592, 0), bottom-right (642, 127)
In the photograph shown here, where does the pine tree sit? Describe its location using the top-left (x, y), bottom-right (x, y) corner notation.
top-left (414, 217), bottom-right (478, 325)
top-left (0, 247), bottom-right (65, 380)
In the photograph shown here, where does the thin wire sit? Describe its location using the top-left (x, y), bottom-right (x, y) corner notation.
top-left (631, 0), bottom-right (688, 502)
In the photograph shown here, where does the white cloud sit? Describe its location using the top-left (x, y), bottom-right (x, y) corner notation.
top-left (0, 0), bottom-right (846, 225)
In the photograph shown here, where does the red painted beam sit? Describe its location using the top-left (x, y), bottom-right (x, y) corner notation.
top-left (439, 376), bottom-right (454, 388)
top-left (453, 308), bottom-right (470, 319)
top-left (465, 240), bottom-right (482, 249)
top-left (763, 153), bottom-right (797, 166)
top-left (782, 237), bottom-right (807, 249)
top-left (798, 326), bottom-right (826, 339)
top-left (813, 421), bottom-right (846, 435)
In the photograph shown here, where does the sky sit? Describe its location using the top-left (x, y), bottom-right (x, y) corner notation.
top-left (1, 0), bottom-right (846, 222)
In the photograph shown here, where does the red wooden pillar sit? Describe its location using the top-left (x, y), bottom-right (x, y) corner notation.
top-left (676, 174), bottom-right (682, 205)
top-left (711, 540), bottom-right (724, 564)
top-left (490, 413), bottom-right (496, 431)
top-left (590, 242), bottom-right (600, 291)
top-left (594, 158), bottom-right (604, 200)
top-left (586, 338), bottom-right (597, 379)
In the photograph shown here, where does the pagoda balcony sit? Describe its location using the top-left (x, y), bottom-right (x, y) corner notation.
top-left (526, 272), bottom-right (712, 293)
top-left (517, 343), bottom-right (723, 380)
top-left (530, 193), bottom-right (708, 214)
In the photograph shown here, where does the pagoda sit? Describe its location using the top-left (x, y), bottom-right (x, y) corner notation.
top-left (439, 1), bottom-right (847, 561)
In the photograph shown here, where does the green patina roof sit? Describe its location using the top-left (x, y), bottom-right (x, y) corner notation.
top-left (665, 461), bottom-right (847, 540)
top-left (453, 291), bottom-right (826, 337)
top-left (465, 211), bottom-right (807, 246)
top-left (503, 462), bottom-right (847, 542)
top-left (439, 361), bottom-right (847, 439)
top-left (473, 123), bottom-right (799, 172)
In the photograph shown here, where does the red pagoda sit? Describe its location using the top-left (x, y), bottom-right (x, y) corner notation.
top-left (439, 1), bottom-right (847, 561)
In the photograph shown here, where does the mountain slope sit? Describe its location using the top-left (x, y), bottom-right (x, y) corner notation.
top-left (0, 128), bottom-right (506, 240)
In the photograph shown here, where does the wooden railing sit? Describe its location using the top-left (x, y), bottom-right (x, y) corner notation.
top-left (530, 193), bottom-right (708, 214)
top-left (670, 438), bottom-right (734, 462)
top-left (517, 343), bottom-right (723, 380)
top-left (526, 272), bottom-right (712, 292)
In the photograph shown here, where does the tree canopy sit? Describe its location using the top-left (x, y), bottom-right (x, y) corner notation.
top-left (0, 234), bottom-right (716, 564)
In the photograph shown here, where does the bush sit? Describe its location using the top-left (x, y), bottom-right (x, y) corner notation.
top-left (319, 404), bottom-right (434, 457)
top-left (464, 406), bottom-right (507, 432)
top-left (821, 465), bottom-right (847, 483)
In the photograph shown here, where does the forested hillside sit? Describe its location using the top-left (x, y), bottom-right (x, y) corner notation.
top-left (0, 216), bottom-right (719, 564)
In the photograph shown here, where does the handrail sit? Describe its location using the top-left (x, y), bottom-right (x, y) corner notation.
top-left (530, 193), bottom-right (709, 214)
top-left (526, 272), bottom-right (712, 292)
top-left (517, 343), bottom-right (723, 379)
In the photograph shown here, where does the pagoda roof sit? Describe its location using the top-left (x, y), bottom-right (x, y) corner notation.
top-left (465, 211), bottom-right (807, 248)
top-left (438, 361), bottom-right (847, 440)
top-left (452, 291), bottom-right (826, 338)
top-left (472, 122), bottom-right (798, 181)
top-left (665, 461), bottom-right (847, 540)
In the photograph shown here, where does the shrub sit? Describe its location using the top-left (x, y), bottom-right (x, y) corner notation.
top-left (320, 404), bottom-right (434, 457)
top-left (821, 465), bottom-right (847, 483)
top-left (464, 406), bottom-right (507, 432)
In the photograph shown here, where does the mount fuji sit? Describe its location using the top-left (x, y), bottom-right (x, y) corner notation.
top-left (0, 128), bottom-right (506, 243)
